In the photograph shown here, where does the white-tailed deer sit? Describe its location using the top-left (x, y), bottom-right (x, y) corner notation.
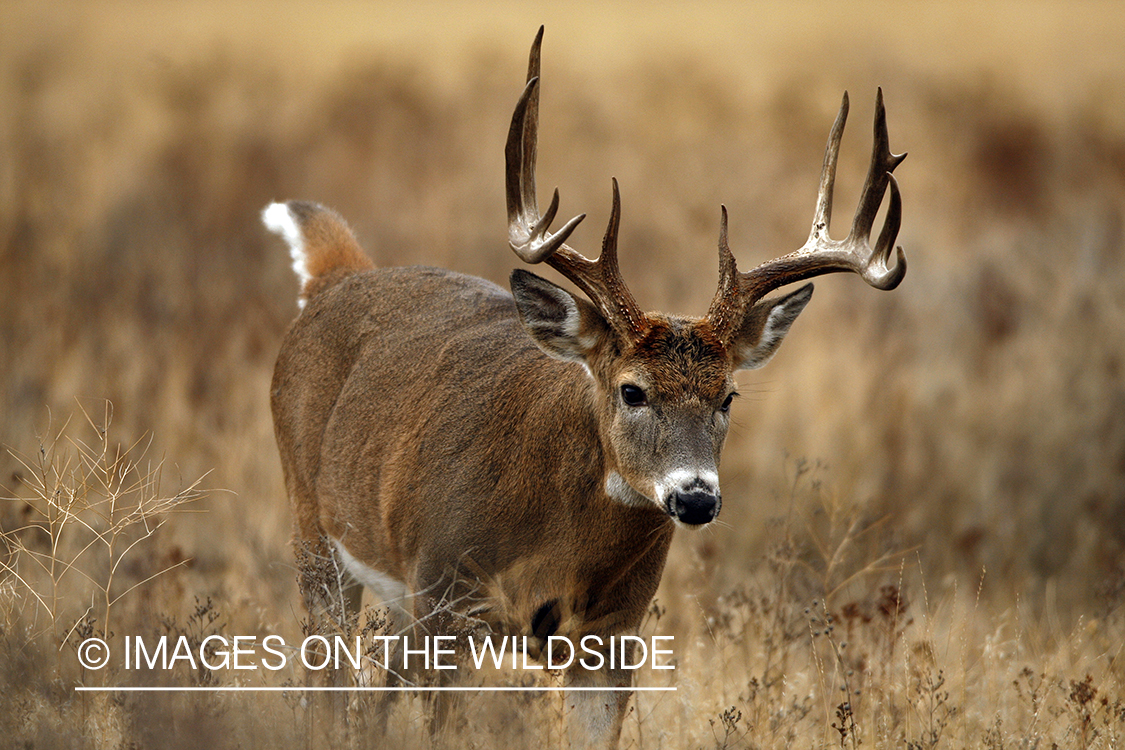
top-left (265, 27), bottom-right (905, 749)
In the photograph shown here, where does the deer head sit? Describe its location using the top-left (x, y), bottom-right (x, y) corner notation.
top-left (505, 27), bottom-right (905, 526)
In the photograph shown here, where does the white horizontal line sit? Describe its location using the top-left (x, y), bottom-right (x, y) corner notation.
top-left (75, 686), bottom-right (675, 693)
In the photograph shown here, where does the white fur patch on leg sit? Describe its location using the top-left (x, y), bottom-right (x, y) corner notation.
top-left (262, 202), bottom-right (311, 308)
top-left (330, 537), bottom-right (413, 631)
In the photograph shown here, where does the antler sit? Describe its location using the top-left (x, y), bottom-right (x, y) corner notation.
top-left (505, 26), bottom-right (646, 338)
top-left (707, 89), bottom-right (907, 343)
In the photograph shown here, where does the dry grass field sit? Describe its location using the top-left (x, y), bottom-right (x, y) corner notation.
top-left (2, 1), bottom-right (1125, 747)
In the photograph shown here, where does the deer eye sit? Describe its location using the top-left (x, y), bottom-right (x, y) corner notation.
top-left (620, 384), bottom-right (647, 407)
top-left (720, 392), bottom-right (737, 413)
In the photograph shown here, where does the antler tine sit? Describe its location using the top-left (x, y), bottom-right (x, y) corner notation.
top-left (505, 27), bottom-right (645, 337)
top-left (705, 206), bottom-right (740, 333)
top-left (547, 177), bottom-right (645, 335)
top-left (506, 27), bottom-right (584, 264)
top-left (848, 88), bottom-right (907, 258)
top-left (810, 91), bottom-right (850, 241)
top-left (505, 78), bottom-right (585, 263)
top-left (519, 27), bottom-right (542, 226)
top-left (707, 89), bottom-right (907, 343)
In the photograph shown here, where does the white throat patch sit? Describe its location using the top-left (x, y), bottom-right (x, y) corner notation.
top-left (604, 471), bottom-right (658, 509)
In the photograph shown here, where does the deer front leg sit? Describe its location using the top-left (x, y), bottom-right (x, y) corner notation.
top-left (564, 660), bottom-right (631, 750)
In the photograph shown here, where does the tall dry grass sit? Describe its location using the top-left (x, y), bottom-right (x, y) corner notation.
top-left (2, 1), bottom-right (1124, 747)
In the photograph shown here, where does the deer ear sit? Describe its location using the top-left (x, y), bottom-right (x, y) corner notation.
top-left (510, 269), bottom-right (610, 363)
top-left (730, 283), bottom-right (814, 371)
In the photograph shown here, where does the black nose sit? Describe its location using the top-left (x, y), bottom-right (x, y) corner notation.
top-left (670, 489), bottom-right (720, 526)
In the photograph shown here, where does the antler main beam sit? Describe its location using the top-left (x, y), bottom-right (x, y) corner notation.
top-left (708, 89), bottom-right (907, 343)
top-left (505, 26), bottom-right (646, 337)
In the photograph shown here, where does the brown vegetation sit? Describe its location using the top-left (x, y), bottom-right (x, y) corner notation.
top-left (2, 1), bottom-right (1124, 747)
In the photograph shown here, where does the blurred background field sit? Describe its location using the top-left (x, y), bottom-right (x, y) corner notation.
top-left (2, 1), bottom-right (1124, 747)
